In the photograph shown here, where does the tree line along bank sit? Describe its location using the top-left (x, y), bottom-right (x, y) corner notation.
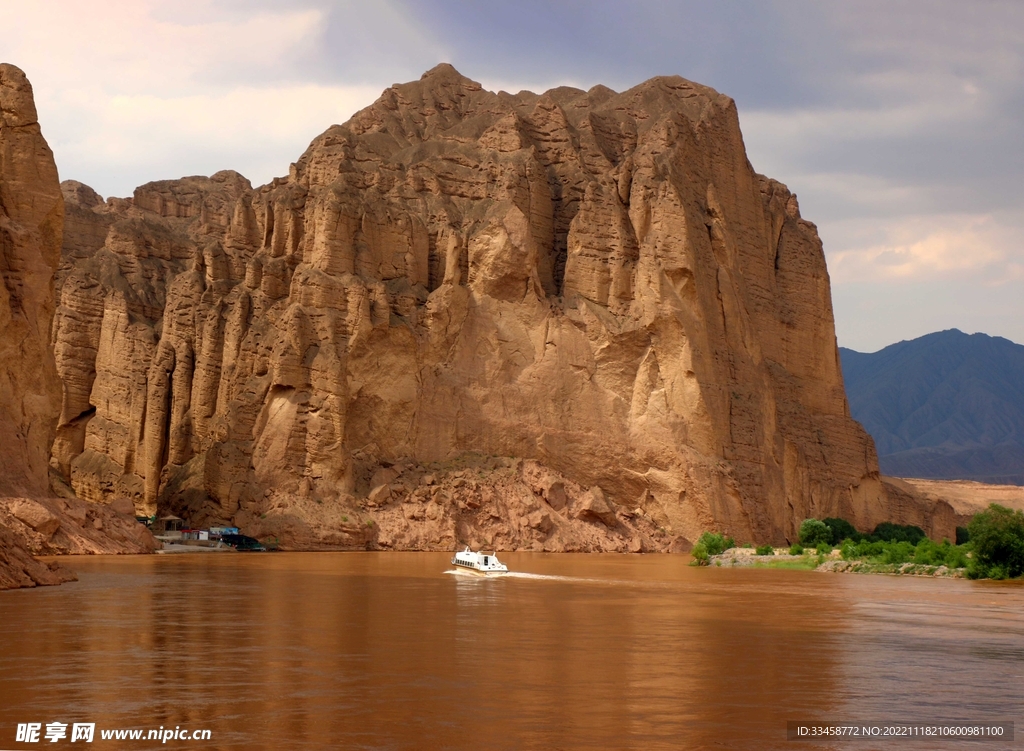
top-left (692, 504), bottom-right (1024, 580)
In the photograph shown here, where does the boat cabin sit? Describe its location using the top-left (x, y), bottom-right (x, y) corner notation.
top-left (451, 547), bottom-right (509, 575)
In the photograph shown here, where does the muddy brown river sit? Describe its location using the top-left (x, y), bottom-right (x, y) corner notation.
top-left (1, 553), bottom-right (1021, 749)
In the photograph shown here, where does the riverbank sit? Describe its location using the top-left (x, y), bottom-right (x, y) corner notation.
top-left (0, 496), bottom-right (159, 589)
top-left (707, 548), bottom-right (966, 578)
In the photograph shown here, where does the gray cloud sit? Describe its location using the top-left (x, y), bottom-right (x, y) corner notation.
top-left (0, 0), bottom-right (1020, 351)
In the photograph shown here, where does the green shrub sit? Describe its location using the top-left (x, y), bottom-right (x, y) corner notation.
top-left (755, 544), bottom-right (774, 556)
top-left (839, 536), bottom-right (969, 570)
top-left (955, 526), bottom-right (971, 545)
top-left (815, 541), bottom-right (832, 555)
top-left (912, 538), bottom-right (943, 566)
top-left (789, 543), bottom-right (804, 555)
top-left (945, 545), bottom-right (968, 569)
top-left (822, 517), bottom-right (859, 545)
top-left (696, 532), bottom-right (735, 556)
top-left (841, 538), bottom-right (882, 561)
top-left (691, 542), bottom-right (709, 566)
top-left (870, 522), bottom-right (925, 545)
top-left (985, 564), bottom-right (1008, 580)
top-left (908, 538), bottom-right (967, 568)
top-left (857, 540), bottom-right (886, 558)
top-left (799, 519), bottom-right (831, 546)
top-left (966, 504), bottom-right (1024, 580)
top-left (880, 541), bottom-right (915, 565)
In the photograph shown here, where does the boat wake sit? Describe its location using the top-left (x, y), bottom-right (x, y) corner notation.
top-left (505, 571), bottom-right (606, 583)
top-left (443, 569), bottom-right (612, 585)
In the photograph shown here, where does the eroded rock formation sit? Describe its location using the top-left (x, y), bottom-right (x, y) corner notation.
top-left (52, 64), bottom-right (904, 549)
top-left (0, 64), bottom-right (157, 589)
top-left (0, 63), bottom-right (63, 498)
top-left (0, 494), bottom-right (159, 588)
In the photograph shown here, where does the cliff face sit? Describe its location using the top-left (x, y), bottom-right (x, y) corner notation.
top-left (52, 65), bottom-right (892, 549)
top-left (0, 64), bottom-right (63, 498)
top-left (0, 64), bottom-right (157, 589)
top-left (0, 62), bottom-right (73, 586)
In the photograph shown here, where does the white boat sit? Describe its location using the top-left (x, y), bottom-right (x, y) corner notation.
top-left (451, 547), bottom-right (509, 576)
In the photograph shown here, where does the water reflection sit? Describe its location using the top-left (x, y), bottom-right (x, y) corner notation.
top-left (0, 554), bottom-right (1021, 750)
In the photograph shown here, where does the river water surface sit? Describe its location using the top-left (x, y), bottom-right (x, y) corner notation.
top-left (1, 553), bottom-right (1021, 750)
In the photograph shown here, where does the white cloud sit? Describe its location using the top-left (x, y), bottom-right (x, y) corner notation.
top-left (825, 212), bottom-right (1024, 284)
top-left (783, 171), bottom-right (926, 217)
top-left (744, 100), bottom-right (966, 148)
top-left (0, 0), bottom-right (441, 196)
top-left (45, 83), bottom-right (380, 194)
top-left (3, 1), bottom-right (324, 93)
top-left (735, 11), bottom-right (1024, 322)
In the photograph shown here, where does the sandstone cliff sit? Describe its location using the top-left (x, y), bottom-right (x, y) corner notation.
top-left (52, 65), bottom-right (910, 549)
top-left (0, 64), bottom-right (157, 589)
top-left (0, 494), bottom-right (159, 588)
top-left (0, 63), bottom-right (63, 498)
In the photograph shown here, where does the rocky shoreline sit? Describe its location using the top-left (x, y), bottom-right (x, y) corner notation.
top-left (816, 559), bottom-right (964, 578)
top-left (0, 495), bottom-right (158, 589)
top-left (219, 457), bottom-right (684, 554)
top-left (707, 548), bottom-right (965, 578)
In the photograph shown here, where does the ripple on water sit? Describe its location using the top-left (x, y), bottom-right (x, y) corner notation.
top-left (1, 553), bottom-right (1021, 750)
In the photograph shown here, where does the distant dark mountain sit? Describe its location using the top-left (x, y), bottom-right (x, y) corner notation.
top-left (840, 329), bottom-right (1024, 485)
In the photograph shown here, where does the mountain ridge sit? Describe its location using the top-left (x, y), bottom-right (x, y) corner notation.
top-left (840, 329), bottom-right (1024, 484)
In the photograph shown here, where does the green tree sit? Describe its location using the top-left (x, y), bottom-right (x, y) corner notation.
top-left (967, 504), bottom-right (1024, 579)
top-left (871, 522), bottom-right (925, 545)
top-left (822, 517), bottom-right (858, 545)
top-left (696, 532), bottom-right (735, 556)
top-left (798, 519), bottom-right (831, 546)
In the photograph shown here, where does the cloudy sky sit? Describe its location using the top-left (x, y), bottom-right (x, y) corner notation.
top-left (2, 0), bottom-right (1021, 352)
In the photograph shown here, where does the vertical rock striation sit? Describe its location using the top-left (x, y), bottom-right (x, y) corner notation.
top-left (0, 65), bottom-right (157, 590)
top-left (52, 65), bottom-right (900, 548)
top-left (0, 63), bottom-right (63, 498)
